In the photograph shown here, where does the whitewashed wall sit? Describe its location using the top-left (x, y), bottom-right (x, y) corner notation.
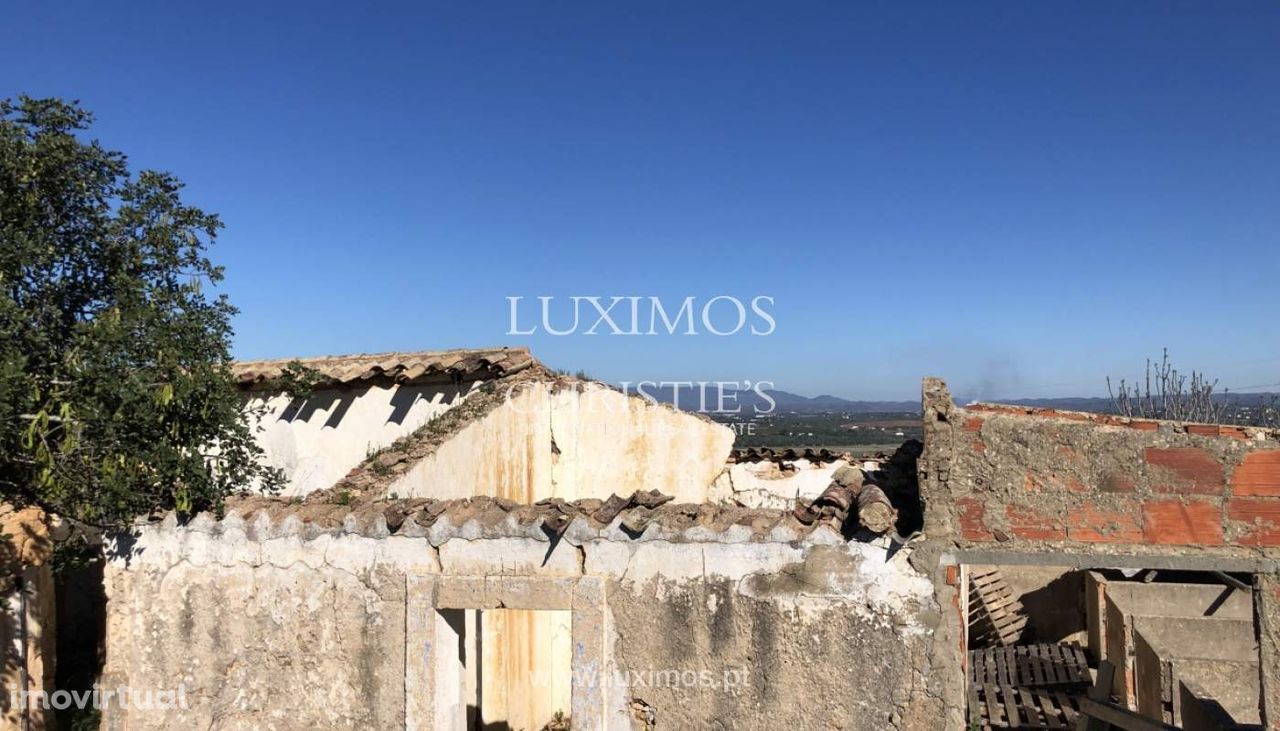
top-left (244, 382), bottom-right (479, 497)
top-left (387, 385), bottom-right (735, 503)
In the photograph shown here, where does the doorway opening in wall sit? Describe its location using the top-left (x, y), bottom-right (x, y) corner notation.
top-left (437, 608), bottom-right (573, 731)
top-left (961, 563), bottom-right (1262, 730)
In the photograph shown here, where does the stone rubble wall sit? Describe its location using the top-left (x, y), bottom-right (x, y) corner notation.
top-left (102, 502), bottom-right (938, 730)
top-left (920, 377), bottom-right (1280, 551)
top-left (917, 376), bottom-right (1280, 730)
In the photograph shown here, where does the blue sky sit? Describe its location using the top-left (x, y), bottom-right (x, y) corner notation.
top-left (6, 1), bottom-right (1279, 400)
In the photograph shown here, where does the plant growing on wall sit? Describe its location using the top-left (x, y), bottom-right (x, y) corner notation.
top-left (0, 96), bottom-right (281, 526)
top-left (1107, 348), bottom-right (1225, 423)
top-left (1107, 348), bottom-right (1279, 427)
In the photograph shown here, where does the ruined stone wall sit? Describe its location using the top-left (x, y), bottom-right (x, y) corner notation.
top-left (917, 376), bottom-right (1280, 729)
top-left (98, 377), bottom-right (1280, 730)
top-left (101, 499), bottom-right (939, 730)
top-left (920, 377), bottom-right (1280, 552)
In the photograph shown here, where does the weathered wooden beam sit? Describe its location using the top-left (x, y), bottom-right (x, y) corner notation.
top-left (856, 484), bottom-right (895, 533)
top-left (1077, 660), bottom-right (1116, 731)
top-left (1210, 570), bottom-right (1250, 593)
top-left (1076, 697), bottom-right (1179, 731)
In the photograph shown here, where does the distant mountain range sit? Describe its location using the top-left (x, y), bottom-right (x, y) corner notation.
top-left (639, 384), bottom-right (918, 414)
top-left (742, 389), bottom-right (921, 413)
top-left (639, 384), bottom-right (1279, 415)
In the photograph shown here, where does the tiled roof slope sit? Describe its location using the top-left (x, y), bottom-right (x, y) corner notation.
top-left (197, 439), bottom-right (922, 543)
top-left (232, 346), bottom-right (536, 390)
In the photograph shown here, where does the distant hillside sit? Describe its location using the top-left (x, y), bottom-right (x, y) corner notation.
top-left (639, 384), bottom-right (918, 414)
top-left (762, 390), bottom-right (919, 413)
top-left (638, 385), bottom-right (1279, 416)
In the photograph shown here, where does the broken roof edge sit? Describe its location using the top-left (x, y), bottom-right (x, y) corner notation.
top-left (142, 493), bottom-right (854, 546)
top-left (924, 376), bottom-right (1280, 441)
top-left (965, 401), bottom-right (1280, 438)
top-left (231, 345), bottom-right (537, 390)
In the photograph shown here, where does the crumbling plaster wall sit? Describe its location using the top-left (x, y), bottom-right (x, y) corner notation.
top-left (709, 459), bottom-right (847, 509)
top-left (102, 504), bottom-right (940, 731)
top-left (245, 382), bottom-right (477, 497)
top-left (604, 543), bottom-right (942, 730)
top-left (103, 559), bottom-right (407, 730)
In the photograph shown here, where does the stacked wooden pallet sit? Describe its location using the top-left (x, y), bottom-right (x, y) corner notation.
top-left (967, 683), bottom-right (1083, 730)
top-left (967, 643), bottom-right (1092, 730)
top-left (969, 566), bottom-right (1030, 647)
top-left (969, 643), bottom-right (1091, 688)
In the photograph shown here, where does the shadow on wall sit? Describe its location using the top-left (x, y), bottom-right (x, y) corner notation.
top-left (389, 385), bottom-right (445, 426)
top-left (274, 383), bottom-right (472, 429)
top-left (388, 384), bottom-right (470, 426)
top-left (277, 388), bottom-right (362, 427)
top-left (886, 439), bottom-right (925, 537)
top-left (1013, 569), bottom-right (1087, 644)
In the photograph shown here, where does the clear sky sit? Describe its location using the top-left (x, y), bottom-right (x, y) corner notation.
top-left (6, 1), bottom-right (1279, 401)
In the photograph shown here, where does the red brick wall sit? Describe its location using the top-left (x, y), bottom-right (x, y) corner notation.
top-left (920, 378), bottom-right (1280, 549)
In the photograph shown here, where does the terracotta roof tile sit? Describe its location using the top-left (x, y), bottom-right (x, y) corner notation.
top-left (200, 492), bottom-right (849, 543)
top-left (231, 346), bottom-right (537, 390)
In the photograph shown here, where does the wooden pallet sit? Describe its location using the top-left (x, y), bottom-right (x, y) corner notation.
top-left (968, 643), bottom-right (1091, 689)
top-left (967, 683), bottom-right (1083, 730)
top-left (969, 567), bottom-right (1029, 646)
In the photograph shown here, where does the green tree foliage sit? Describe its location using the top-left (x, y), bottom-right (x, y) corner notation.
top-left (0, 96), bottom-right (279, 525)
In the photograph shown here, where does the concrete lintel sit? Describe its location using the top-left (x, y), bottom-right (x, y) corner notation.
top-left (947, 549), bottom-right (1279, 574)
top-left (433, 575), bottom-right (580, 610)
